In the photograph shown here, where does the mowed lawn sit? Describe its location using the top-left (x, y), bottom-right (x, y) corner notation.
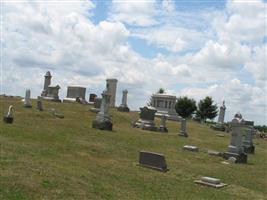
top-left (0, 97), bottom-right (266, 200)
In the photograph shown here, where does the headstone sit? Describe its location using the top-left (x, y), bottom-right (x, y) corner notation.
top-left (183, 145), bottom-right (198, 152)
top-left (195, 176), bottom-right (227, 188)
top-left (23, 89), bottom-right (32, 108)
top-left (158, 115), bottom-right (168, 132)
top-left (223, 112), bottom-right (247, 163)
top-left (243, 120), bottom-right (255, 153)
top-left (3, 105), bottom-right (14, 124)
top-left (92, 90), bottom-right (113, 131)
top-left (89, 93), bottom-right (97, 102)
top-left (117, 89), bottom-right (130, 112)
top-left (63, 86), bottom-right (86, 102)
top-left (106, 79), bottom-right (118, 108)
top-left (46, 85), bottom-right (61, 102)
top-left (133, 106), bottom-right (157, 131)
top-left (36, 96), bottom-right (44, 111)
top-left (178, 118), bottom-right (188, 137)
top-left (90, 97), bottom-right (102, 113)
top-left (138, 151), bottom-right (168, 172)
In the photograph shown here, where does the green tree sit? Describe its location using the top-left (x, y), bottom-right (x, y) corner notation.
top-left (175, 96), bottom-right (197, 118)
top-left (196, 96), bottom-right (218, 122)
top-left (157, 88), bottom-right (165, 94)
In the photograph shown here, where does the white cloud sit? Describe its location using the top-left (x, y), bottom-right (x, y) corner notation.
top-left (2, 0), bottom-right (267, 125)
top-left (192, 40), bottom-right (251, 69)
top-left (109, 0), bottom-right (158, 26)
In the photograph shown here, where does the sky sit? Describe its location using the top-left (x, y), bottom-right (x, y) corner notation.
top-left (1, 0), bottom-right (267, 125)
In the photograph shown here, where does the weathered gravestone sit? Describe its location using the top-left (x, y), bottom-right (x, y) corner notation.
top-left (133, 106), bottom-right (157, 131)
top-left (158, 115), bottom-right (168, 132)
top-left (36, 96), bottom-right (44, 111)
top-left (23, 89), bottom-right (32, 108)
top-left (178, 118), bottom-right (188, 137)
top-left (90, 97), bottom-right (102, 113)
top-left (223, 112), bottom-right (247, 163)
top-left (243, 120), bottom-right (255, 154)
top-left (92, 90), bottom-right (112, 131)
top-left (138, 151), bottom-right (168, 172)
top-left (118, 89), bottom-right (130, 112)
top-left (3, 105), bottom-right (14, 124)
top-left (195, 176), bottom-right (227, 188)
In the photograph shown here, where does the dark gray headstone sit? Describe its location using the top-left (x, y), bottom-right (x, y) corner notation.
top-left (89, 93), bottom-right (97, 102)
top-left (138, 151), bottom-right (168, 172)
top-left (140, 106), bottom-right (157, 121)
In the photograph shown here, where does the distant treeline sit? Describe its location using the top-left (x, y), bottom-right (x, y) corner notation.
top-left (254, 125), bottom-right (267, 133)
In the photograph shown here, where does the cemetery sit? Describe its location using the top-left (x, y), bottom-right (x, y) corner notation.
top-left (0, 93), bottom-right (266, 200)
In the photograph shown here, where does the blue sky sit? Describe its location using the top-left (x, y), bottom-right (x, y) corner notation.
top-left (2, 0), bottom-right (267, 125)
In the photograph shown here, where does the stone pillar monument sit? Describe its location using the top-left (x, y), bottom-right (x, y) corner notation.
top-left (118, 89), bottom-right (130, 112)
top-left (24, 89), bottom-right (32, 108)
top-left (106, 79), bottom-right (118, 108)
top-left (223, 112), bottom-right (247, 163)
top-left (41, 71), bottom-right (52, 97)
top-left (218, 101), bottom-right (226, 123)
top-left (179, 118), bottom-right (188, 137)
top-left (92, 90), bottom-right (113, 131)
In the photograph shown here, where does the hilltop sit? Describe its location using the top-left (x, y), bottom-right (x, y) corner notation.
top-left (0, 97), bottom-right (267, 200)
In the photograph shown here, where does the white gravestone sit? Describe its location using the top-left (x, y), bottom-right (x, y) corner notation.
top-left (24, 89), bottom-right (32, 108)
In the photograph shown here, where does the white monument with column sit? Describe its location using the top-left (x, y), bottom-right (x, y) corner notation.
top-left (211, 101), bottom-right (226, 131)
top-left (118, 89), bottom-right (130, 112)
top-left (218, 101), bottom-right (226, 123)
top-left (106, 79), bottom-right (118, 108)
top-left (92, 90), bottom-right (113, 131)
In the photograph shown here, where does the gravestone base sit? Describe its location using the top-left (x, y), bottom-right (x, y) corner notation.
top-left (223, 152), bottom-right (247, 163)
top-left (158, 126), bottom-right (168, 133)
top-left (243, 145), bottom-right (255, 154)
top-left (178, 131), bottom-right (188, 137)
top-left (3, 116), bottom-right (13, 124)
top-left (210, 123), bottom-right (225, 131)
top-left (23, 104), bottom-right (32, 108)
top-left (90, 108), bottom-right (100, 113)
top-left (117, 106), bottom-right (130, 112)
top-left (92, 118), bottom-right (113, 131)
top-left (133, 119), bottom-right (157, 132)
top-left (43, 97), bottom-right (62, 103)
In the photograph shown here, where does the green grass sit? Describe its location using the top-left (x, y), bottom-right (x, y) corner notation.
top-left (0, 97), bottom-right (266, 200)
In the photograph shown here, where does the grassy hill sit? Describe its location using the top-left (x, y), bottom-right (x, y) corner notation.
top-left (0, 97), bottom-right (266, 200)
